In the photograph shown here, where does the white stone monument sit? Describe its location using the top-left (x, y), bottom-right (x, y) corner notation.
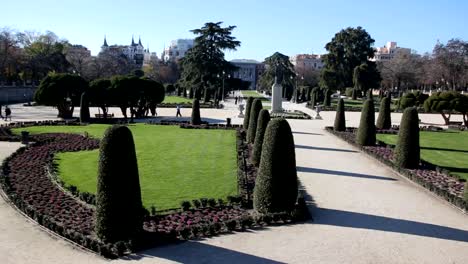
top-left (271, 77), bottom-right (283, 113)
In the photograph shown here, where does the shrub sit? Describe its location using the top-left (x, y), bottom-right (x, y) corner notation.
top-left (251, 109), bottom-right (271, 166)
top-left (180, 201), bottom-right (191, 211)
top-left (95, 125), bottom-right (143, 242)
top-left (79, 92), bottom-right (90, 123)
top-left (367, 89), bottom-right (373, 101)
top-left (323, 89), bottom-right (332, 106)
top-left (400, 91), bottom-right (429, 110)
top-left (394, 107), bottom-right (420, 169)
top-left (376, 96), bottom-right (391, 129)
top-left (189, 88), bottom-right (194, 99)
top-left (243, 97), bottom-right (254, 130)
top-left (345, 87), bottom-right (354, 98)
top-left (464, 182), bottom-right (468, 202)
top-left (191, 99), bottom-right (201, 125)
top-left (334, 98), bottom-right (346, 131)
top-left (352, 88), bottom-right (357, 100)
top-left (247, 99), bottom-right (263, 143)
top-left (253, 119), bottom-right (298, 214)
top-left (356, 99), bottom-right (376, 146)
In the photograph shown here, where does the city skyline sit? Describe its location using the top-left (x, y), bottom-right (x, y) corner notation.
top-left (3, 0), bottom-right (468, 61)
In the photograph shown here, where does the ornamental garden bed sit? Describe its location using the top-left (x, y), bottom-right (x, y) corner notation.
top-left (325, 127), bottom-right (468, 211)
top-left (270, 110), bottom-right (312, 120)
top-left (0, 122), bottom-right (309, 258)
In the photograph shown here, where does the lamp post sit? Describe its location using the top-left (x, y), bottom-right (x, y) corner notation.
top-left (217, 71), bottom-right (230, 102)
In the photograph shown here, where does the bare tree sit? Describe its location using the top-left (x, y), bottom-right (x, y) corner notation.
top-left (433, 39), bottom-right (468, 90)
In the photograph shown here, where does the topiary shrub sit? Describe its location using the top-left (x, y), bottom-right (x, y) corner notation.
top-left (352, 88), bottom-right (357, 100)
top-left (323, 89), bottom-right (332, 106)
top-left (95, 125), bottom-right (143, 242)
top-left (394, 107), bottom-right (420, 169)
top-left (79, 92), bottom-right (90, 123)
top-left (251, 109), bottom-right (271, 166)
top-left (247, 99), bottom-right (263, 143)
top-left (243, 97), bottom-right (254, 130)
top-left (253, 118), bottom-right (298, 214)
top-left (191, 99), bottom-right (201, 125)
top-left (367, 89), bottom-right (373, 101)
top-left (464, 182), bottom-right (468, 202)
top-left (189, 88), bottom-right (194, 99)
top-left (334, 98), bottom-right (346, 131)
top-left (356, 99), bottom-right (376, 146)
top-left (376, 96), bottom-right (391, 129)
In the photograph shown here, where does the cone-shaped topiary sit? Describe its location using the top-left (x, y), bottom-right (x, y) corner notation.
top-left (183, 88), bottom-right (187, 98)
top-left (251, 109), bottom-right (271, 166)
top-left (367, 89), bottom-right (373, 101)
top-left (334, 98), bottom-right (346, 131)
top-left (464, 182), bottom-right (468, 202)
top-left (95, 125), bottom-right (143, 242)
top-left (352, 88), bottom-right (357, 100)
top-left (247, 99), bottom-right (263, 143)
top-left (189, 88), bottom-right (194, 99)
top-left (253, 118), bottom-right (298, 214)
top-left (203, 88), bottom-right (210, 103)
top-left (243, 97), bottom-right (254, 130)
top-left (191, 99), bottom-right (201, 125)
top-left (376, 96), bottom-right (392, 129)
top-left (323, 89), bottom-right (332, 106)
top-left (79, 92), bottom-right (90, 123)
top-left (356, 99), bottom-right (376, 146)
top-left (394, 107), bottom-right (420, 169)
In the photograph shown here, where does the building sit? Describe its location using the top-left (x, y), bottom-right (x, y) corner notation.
top-left (162, 39), bottom-right (194, 61)
top-left (231, 59), bottom-right (263, 90)
top-left (100, 36), bottom-right (154, 67)
top-left (290, 54), bottom-right (324, 72)
top-left (372, 41), bottom-right (411, 61)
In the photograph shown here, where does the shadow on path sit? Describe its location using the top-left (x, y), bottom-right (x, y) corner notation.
top-left (295, 145), bottom-right (357, 153)
top-left (130, 241), bottom-right (286, 263)
top-left (297, 167), bottom-right (397, 181)
top-left (292, 131), bottom-right (323, 136)
top-left (312, 207), bottom-right (468, 243)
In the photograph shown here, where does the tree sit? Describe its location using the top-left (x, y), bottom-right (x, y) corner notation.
top-left (453, 94), bottom-right (468, 127)
top-left (243, 97), bottom-right (254, 129)
top-left (247, 99), bottom-right (263, 143)
top-left (253, 119), bottom-right (298, 214)
top-left (398, 91), bottom-right (428, 110)
top-left (251, 109), bottom-right (271, 166)
top-left (258, 52), bottom-right (295, 98)
top-left (394, 107), bottom-right (420, 169)
top-left (433, 39), bottom-right (468, 90)
top-left (179, 22), bottom-right (240, 100)
top-left (0, 28), bottom-right (23, 84)
top-left (95, 125), bottom-right (143, 242)
top-left (334, 98), bottom-right (346, 131)
top-left (191, 99), bottom-right (201, 125)
top-left (323, 89), bottom-right (332, 106)
top-left (377, 51), bottom-right (423, 92)
top-left (89, 78), bottom-right (111, 118)
top-left (34, 73), bottom-right (88, 118)
top-left (108, 75), bottom-right (139, 120)
top-left (321, 27), bottom-right (378, 90)
top-left (353, 63), bottom-right (381, 95)
top-left (424, 91), bottom-right (461, 125)
top-left (79, 92), bottom-right (90, 123)
top-left (376, 96), bottom-right (391, 129)
top-left (356, 99), bottom-right (376, 146)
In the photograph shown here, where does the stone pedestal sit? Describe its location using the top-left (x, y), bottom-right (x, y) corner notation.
top-left (271, 81), bottom-right (283, 113)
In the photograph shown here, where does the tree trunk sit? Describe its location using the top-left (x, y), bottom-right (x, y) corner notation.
top-left (463, 113), bottom-right (468, 127)
top-left (441, 112), bottom-right (451, 125)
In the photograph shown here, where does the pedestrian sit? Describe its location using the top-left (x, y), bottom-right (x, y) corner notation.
top-left (176, 104), bottom-right (182, 117)
top-left (5, 106), bottom-right (11, 121)
top-left (235, 96), bottom-right (238, 105)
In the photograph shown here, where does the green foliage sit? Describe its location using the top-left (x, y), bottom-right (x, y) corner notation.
top-left (95, 125), bottom-right (143, 242)
top-left (352, 88), bottom-right (357, 100)
top-left (258, 52), bottom-right (296, 95)
top-left (367, 89), bottom-right (373, 101)
top-left (352, 63), bottom-right (381, 94)
top-left (247, 99), bottom-right (263, 143)
top-left (253, 119), bottom-right (298, 214)
top-left (79, 92), bottom-right (90, 123)
top-left (399, 91), bottom-right (429, 109)
top-left (376, 96), bottom-right (391, 129)
top-left (189, 88), bottom-right (194, 99)
top-left (323, 89), bottom-right (332, 106)
top-left (251, 109), bottom-right (271, 166)
top-left (424, 91), bottom-right (464, 124)
top-left (345, 87), bottom-right (354, 98)
top-left (464, 182), bottom-right (468, 202)
top-left (394, 107), bottom-right (420, 169)
top-left (191, 99), bottom-right (201, 125)
top-left (165, 84), bottom-right (176, 94)
top-left (243, 97), bottom-right (254, 129)
top-left (356, 99), bottom-right (376, 146)
top-left (334, 99), bottom-right (346, 131)
top-left (89, 78), bottom-right (111, 117)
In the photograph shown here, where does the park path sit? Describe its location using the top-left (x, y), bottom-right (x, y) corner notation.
top-left (0, 102), bottom-right (467, 263)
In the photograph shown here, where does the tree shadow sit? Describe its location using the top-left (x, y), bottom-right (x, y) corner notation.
top-left (312, 207), bottom-right (468, 243)
top-left (297, 167), bottom-right (397, 181)
top-left (295, 145), bottom-right (357, 153)
top-left (421, 146), bottom-right (468, 153)
top-left (292, 131), bottom-right (323, 136)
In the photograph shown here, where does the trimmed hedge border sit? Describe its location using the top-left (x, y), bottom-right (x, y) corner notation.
top-left (325, 127), bottom-right (468, 212)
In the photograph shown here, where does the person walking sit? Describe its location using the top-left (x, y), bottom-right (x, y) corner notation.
top-left (235, 96), bottom-right (238, 105)
top-left (5, 106), bottom-right (11, 121)
top-left (176, 104), bottom-right (182, 117)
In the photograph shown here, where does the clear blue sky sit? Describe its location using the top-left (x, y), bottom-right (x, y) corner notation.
top-left (2, 0), bottom-right (468, 61)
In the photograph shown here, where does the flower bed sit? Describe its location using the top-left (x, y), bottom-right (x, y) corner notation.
top-left (270, 110), bottom-right (312, 120)
top-left (325, 127), bottom-right (468, 211)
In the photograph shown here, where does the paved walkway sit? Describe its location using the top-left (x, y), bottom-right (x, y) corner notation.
top-left (0, 101), bottom-right (467, 263)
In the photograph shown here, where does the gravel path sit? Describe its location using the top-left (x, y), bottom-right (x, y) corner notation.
top-left (0, 102), bottom-right (467, 263)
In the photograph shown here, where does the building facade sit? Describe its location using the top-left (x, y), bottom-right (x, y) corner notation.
top-left (162, 39), bottom-right (194, 61)
top-left (290, 54), bottom-right (324, 72)
top-left (231, 59), bottom-right (263, 90)
top-left (372, 41), bottom-right (411, 61)
top-left (100, 36), bottom-right (154, 67)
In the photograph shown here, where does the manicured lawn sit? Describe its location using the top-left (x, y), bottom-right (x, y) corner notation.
top-left (241, 90), bottom-right (270, 101)
top-left (377, 130), bottom-right (468, 180)
top-left (163, 96), bottom-right (192, 104)
top-left (330, 98), bottom-right (397, 110)
top-left (12, 124), bottom-right (238, 211)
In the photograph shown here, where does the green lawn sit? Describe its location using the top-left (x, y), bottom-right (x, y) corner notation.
top-left (241, 90), bottom-right (270, 101)
top-left (330, 98), bottom-right (397, 110)
top-left (377, 130), bottom-right (468, 180)
top-left (13, 124), bottom-right (238, 211)
top-left (163, 96), bottom-right (192, 104)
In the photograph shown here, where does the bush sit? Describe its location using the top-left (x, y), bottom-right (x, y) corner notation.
top-left (243, 97), bottom-right (254, 130)
top-left (352, 88), bottom-right (357, 100)
top-left (334, 98), bottom-right (346, 131)
top-left (356, 99), bottom-right (376, 146)
top-left (464, 182), bottom-right (468, 202)
top-left (180, 201), bottom-right (191, 211)
top-left (345, 87), bottom-right (354, 98)
top-left (95, 125), bottom-right (143, 242)
top-left (251, 109), bottom-right (271, 166)
top-left (79, 92), bottom-right (90, 123)
top-left (367, 89), bottom-right (373, 101)
top-left (376, 96), bottom-right (391, 129)
top-left (399, 91), bottom-right (429, 110)
top-left (247, 99), bottom-right (263, 143)
top-left (165, 84), bottom-right (175, 94)
top-left (323, 89), bottom-right (332, 106)
top-left (253, 119), bottom-right (298, 214)
top-left (394, 107), bottom-right (420, 169)
top-left (189, 88), bottom-right (194, 99)
top-left (191, 99), bottom-right (201, 125)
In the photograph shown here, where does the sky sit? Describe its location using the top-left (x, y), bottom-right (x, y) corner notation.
top-left (2, 0), bottom-right (468, 61)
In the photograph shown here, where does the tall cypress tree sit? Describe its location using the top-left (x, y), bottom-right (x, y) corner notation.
top-left (356, 99), bottom-right (376, 146)
top-left (394, 107), bottom-right (420, 169)
top-left (247, 99), bottom-right (263, 143)
top-left (334, 98), bottom-right (346, 131)
top-left (79, 92), bottom-right (90, 123)
top-left (243, 97), bottom-right (254, 130)
top-left (376, 96), bottom-right (391, 129)
top-left (251, 109), bottom-right (271, 166)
